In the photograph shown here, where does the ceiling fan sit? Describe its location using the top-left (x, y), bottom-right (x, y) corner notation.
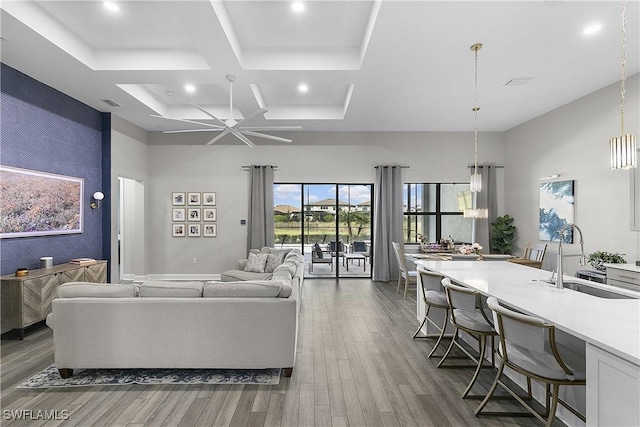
top-left (152, 74), bottom-right (301, 148)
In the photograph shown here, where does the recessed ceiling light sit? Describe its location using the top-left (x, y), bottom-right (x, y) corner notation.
top-left (292, 2), bottom-right (304, 12)
top-left (166, 91), bottom-right (175, 97)
top-left (103, 2), bottom-right (119, 12)
top-left (298, 83), bottom-right (309, 93)
top-left (583, 23), bottom-right (601, 35)
top-left (185, 84), bottom-right (196, 94)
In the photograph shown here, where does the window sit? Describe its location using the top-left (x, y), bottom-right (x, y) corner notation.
top-left (403, 183), bottom-right (471, 244)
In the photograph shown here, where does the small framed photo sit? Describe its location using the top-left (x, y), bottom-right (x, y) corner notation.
top-left (172, 208), bottom-right (185, 221)
top-left (203, 224), bottom-right (217, 237)
top-left (188, 208), bottom-right (201, 221)
top-left (172, 192), bottom-right (185, 206)
top-left (203, 208), bottom-right (217, 222)
top-left (188, 192), bottom-right (201, 206)
top-left (202, 192), bottom-right (216, 206)
top-left (172, 223), bottom-right (185, 237)
top-left (188, 224), bottom-right (201, 237)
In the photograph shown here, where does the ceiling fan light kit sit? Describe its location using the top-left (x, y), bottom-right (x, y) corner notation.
top-left (152, 74), bottom-right (301, 148)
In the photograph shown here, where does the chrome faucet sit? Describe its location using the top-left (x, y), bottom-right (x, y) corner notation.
top-left (555, 223), bottom-right (587, 289)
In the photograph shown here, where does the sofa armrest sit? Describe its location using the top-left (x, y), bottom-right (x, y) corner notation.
top-left (236, 259), bottom-right (248, 270)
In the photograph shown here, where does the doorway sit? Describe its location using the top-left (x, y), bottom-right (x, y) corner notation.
top-left (274, 183), bottom-right (372, 279)
top-left (118, 177), bottom-right (145, 282)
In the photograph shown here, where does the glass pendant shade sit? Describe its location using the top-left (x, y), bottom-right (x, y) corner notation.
top-left (463, 208), bottom-right (488, 219)
top-left (470, 172), bottom-right (482, 192)
top-left (610, 134), bottom-right (637, 169)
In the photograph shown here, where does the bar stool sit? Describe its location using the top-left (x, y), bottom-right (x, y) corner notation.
top-left (438, 278), bottom-right (497, 399)
top-left (391, 242), bottom-right (417, 299)
top-left (476, 297), bottom-right (586, 426)
top-left (413, 268), bottom-right (449, 358)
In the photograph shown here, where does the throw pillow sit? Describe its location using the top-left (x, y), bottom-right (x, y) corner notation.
top-left (265, 252), bottom-right (286, 273)
top-left (244, 253), bottom-right (269, 273)
top-left (313, 243), bottom-right (323, 259)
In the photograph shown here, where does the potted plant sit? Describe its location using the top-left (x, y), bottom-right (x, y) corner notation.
top-left (588, 251), bottom-right (627, 271)
top-left (490, 214), bottom-right (516, 254)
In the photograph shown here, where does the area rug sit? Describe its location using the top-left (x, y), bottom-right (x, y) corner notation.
top-left (17, 365), bottom-right (281, 389)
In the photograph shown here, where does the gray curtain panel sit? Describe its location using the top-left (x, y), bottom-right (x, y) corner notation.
top-left (247, 165), bottom-right (275, 251)
top-left (372, 166), bottom-right (404, 282)
top-left (475, 165), bottom-right (498, 252)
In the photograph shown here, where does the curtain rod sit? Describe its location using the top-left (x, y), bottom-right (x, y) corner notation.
top-left (242, 165), bottom-right (278, 170)
top-left (374, 165), bottom-right (410, 169)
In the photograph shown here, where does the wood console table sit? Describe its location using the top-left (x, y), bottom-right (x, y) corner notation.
top-left (1, 261), bottom-right (107, 339)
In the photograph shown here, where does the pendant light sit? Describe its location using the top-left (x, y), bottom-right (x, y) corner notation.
top-left (463, 43), bottom-right (488, 220)
top-left (610, 0), bottom-right (637, 169)
top-left (470, 43), bottom-right (483, 191)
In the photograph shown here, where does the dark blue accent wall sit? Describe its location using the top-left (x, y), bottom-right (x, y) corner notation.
top-left (1, 63), bottom-right (109, 276)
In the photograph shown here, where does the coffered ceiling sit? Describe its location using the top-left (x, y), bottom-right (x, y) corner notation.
top-left (1, 1), bottom-right (638, 135)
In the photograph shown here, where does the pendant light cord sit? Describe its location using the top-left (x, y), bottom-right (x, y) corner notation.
top-left (473, 44), bottom-right (480, 176)
top-left (620, 0), bottom-right (627, 134)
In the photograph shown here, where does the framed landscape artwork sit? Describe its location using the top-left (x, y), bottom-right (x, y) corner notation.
top-left (172, 192), bottom-right (185, 206)
top-left (539, 180), bottom-right (575, 243)
top-left (172, 223), bottom-right (185, 237)
top-left (188, 192), bottom-right (201, 206)
top-left (203, 208), bottom-right (217, 222)
top-left (172, 208), bottom-right (185, 221)
top-left (203, 192), bottom-right (216, 206)
top-left (0, 166), bottom-right (83, 238)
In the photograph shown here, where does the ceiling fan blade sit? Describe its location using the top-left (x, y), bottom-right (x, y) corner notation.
top-left (238, 126), bottom-right (302, 131)
top-left (231, 130), bottom-right (256, 148)
top-left (192, 104), bottom-right (228, 128)
top-left (206, 129), bottom-right (230, 145)
top-left (241, 131), bottom-right (293, 143)
top-left (151, 114), bottom-right (223, 128)
top-left (163, 129), bottom-right (224, 134)
top-left (234, 108), bottom-right (268, 128)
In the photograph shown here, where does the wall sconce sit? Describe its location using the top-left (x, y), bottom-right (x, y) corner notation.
top-left (90, 191), bottom-right (104, 209)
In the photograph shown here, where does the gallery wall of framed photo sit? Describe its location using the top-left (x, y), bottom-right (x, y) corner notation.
top-left (171, 192), bottom-right (217, 238)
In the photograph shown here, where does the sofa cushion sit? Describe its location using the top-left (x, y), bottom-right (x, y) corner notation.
top-left (221, 270), bottom-right (273, 282)
top-left (285, 251), bottom-right (304, 264)
top-left (244, 253), bottom-right (269, 273)
top-left (58, 282), bottom-right (137, 298)
top-left (203, 280), bottom-right (283, 298)
top-left (139, 281), bottom-right (203, 297)
top-left (278, 260), bottom-right (298, 277)
top-left (265, 252), bottom-right (286, 273)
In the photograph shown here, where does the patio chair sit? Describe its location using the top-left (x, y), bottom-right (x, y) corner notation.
top-left (329, 241), bottom-right (345, 263)
top-left (310, 243), bottom-right (333, 272)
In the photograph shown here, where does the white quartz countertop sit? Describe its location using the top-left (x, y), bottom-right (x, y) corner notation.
top-left (415, 260), bottom-right (640, 365)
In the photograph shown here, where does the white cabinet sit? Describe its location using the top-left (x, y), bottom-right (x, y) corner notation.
top-left (586, 343), bottom-right (640, 426)
top-left (606, 264), bottom-right (640, 292)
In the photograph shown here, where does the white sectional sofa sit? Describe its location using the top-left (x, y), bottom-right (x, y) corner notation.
top-left (46, 250), bottom-right (304, 379)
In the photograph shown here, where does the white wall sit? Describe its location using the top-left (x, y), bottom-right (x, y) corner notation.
top-left (147, 131), bottom-right (506, 276)
top-left (110, 115), bottom-right (149, 282)
top-left (505, 73), bottom-right (640, 274)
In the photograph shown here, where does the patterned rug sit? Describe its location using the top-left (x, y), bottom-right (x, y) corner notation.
top-left (17, 365), bottom-right (281, 388)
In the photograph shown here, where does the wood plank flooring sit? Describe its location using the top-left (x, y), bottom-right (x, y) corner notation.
top-left (1, 278), bottom-right (560, 426)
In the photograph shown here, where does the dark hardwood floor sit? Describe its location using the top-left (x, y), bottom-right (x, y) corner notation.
top-left (1, 279), bottom-right (558, 426)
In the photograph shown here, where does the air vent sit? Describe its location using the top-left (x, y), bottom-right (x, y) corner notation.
top-left (504, 77), bottom-right (533, 86)
top-left (101, 99), bottom-right (121, 107)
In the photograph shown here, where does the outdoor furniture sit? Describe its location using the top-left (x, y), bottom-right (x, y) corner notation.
top-left (329, 241), bottom-right (345, 264)
top-left (344, 253), bottom-right (366, 271)
top-left (310, 244), bottom-right (333, 272)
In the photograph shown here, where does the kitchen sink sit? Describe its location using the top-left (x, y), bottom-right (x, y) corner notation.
top-left (540, 280), bottom-right (637, 299)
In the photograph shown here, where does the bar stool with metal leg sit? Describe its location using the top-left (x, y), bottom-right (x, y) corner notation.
top-left (413, 268), bottom-right (450, 358)
top-left (475, 297), bottom-right (586, 426)
top-left (438, 278), bottom-right (497, 399)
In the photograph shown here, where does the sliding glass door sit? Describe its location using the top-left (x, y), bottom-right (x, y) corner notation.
top-left (274, 183), bottom-right (372, 278)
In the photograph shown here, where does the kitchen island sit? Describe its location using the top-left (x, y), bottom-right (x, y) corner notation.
top-left (415, 260), bottom-right (640, 427)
